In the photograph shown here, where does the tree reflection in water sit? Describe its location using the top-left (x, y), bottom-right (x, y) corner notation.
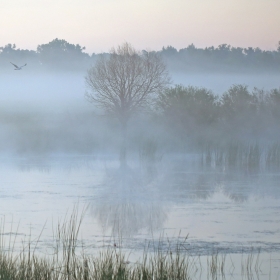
top-left (91, 153), bottom-right (280, 239)
top-left (91, 159), bottom-right (167, 237)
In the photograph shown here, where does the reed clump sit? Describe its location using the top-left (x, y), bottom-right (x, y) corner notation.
top-left (0, 210), bottom-right (271, 279)
top-left (200, 141), bottom-right (280, 171)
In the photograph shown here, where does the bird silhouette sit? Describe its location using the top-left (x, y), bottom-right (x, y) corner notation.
top-left (10, 62), bottom-right (27, 70)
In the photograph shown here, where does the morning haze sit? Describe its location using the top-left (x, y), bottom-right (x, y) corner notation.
top-left (1, 38), bottom-right (280, 155)
top-left (1, 1), bottom-right (280, 278)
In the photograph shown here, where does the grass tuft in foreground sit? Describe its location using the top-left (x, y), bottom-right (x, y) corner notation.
top-left (0, 209), bottom-right (273, 279)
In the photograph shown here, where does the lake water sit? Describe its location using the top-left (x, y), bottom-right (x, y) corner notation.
top-left (0, 154), bottom-right (279, 278)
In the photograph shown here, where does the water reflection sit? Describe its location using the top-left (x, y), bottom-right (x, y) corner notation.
top-left (16, 157), bottom-right (52, 173)
top-left (90, 156), bottom-right (280, 239)
top-left (91, 159), bottom-right (167, 237)
top-left (1, 154), bottom-right (280, 256)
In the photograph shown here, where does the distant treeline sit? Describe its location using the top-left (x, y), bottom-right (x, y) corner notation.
top-left (1, 38), bottom-right (280, 72)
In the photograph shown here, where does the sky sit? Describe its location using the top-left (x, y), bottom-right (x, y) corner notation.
top-left (1, 0), bottom-right (280, 54)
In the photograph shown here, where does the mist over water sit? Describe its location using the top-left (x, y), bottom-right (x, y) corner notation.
top-left (0, 72), bottom-right (87, 111)
top-left (1, 155), bottom-right (280, 255)
top-left (1, 71), bottom-right (279, 111)
top-left (1, 70), bottom-right (280, 155)
top-left (1, 67), bottom-right (280, 278)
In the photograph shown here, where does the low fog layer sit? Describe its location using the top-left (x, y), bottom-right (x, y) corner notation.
top-left (0, 72), bottom-right (87, 112)
top-left (1, 70), bottom-right (280, 111)
top-left (1, 73), bottom-right (280, 169)
top-left (1, 40), bottom-right (280, 169)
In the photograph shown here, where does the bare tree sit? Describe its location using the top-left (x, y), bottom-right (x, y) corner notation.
top-left (85, 42), bottom-right (170, 159)
top-left (85, 43), bottom-right (169, 125)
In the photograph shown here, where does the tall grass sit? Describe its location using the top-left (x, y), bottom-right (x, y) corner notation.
top-left (266, 142), bottom-right (280, 169)
top-left (0, 210), bottom-right (274, 279)
top-left (200, 141), bottom-right (280, 171)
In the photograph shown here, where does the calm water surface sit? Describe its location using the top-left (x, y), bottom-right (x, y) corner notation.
top-left (0, 154), bottom-right (279, 277)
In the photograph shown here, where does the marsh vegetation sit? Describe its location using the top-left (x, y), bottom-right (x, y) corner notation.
top-left (1, 82), bottom-right (280, 167)
top-left (0, 209), bottom-right (277, 280)
top-left (1, 41), bottom-right (280, 279)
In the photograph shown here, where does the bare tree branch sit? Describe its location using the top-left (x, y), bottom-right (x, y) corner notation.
top-left (85, 42), bottom-right (170, 125)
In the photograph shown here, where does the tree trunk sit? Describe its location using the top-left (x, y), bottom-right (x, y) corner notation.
top-left (119, 120), bottom-right (127, 163)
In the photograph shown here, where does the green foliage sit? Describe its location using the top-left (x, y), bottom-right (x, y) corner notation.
top-left (158, 85), bottom-right (218, 127)
top-left (220, 85), bottom-right (252, 114)
top-left (37, 38), bottom-right (89, 70)
top-left (37, 38), bottom-right (85, 54)
top-left (219, 85), bottom-right (256, 129)
top-left (155, 84), bottom-right (280, 159)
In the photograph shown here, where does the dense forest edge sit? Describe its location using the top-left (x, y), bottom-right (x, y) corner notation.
top-left (1, 38), bottom-right (280, 73)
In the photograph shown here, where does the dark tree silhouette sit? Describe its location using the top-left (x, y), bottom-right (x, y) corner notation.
top-left (37, 38), bottom-right (89, 69)
top-left (85, 42), bottom-right (170, 159)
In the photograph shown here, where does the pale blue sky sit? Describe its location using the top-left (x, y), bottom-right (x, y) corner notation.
top-left (1, 0), bottom-right (280, 53)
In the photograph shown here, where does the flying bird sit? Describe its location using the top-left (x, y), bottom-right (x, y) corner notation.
top-left (10, 62), bottom-right (27, 70)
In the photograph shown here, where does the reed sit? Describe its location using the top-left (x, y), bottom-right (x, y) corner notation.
top-left (139, 139), bottom-right (159, 163)
top-left (200, 141), bottom-right (266, 172)
top-left (0, 210), bottom-right (274, 279)
top-left (266, 142), bottom-right (280, 169)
